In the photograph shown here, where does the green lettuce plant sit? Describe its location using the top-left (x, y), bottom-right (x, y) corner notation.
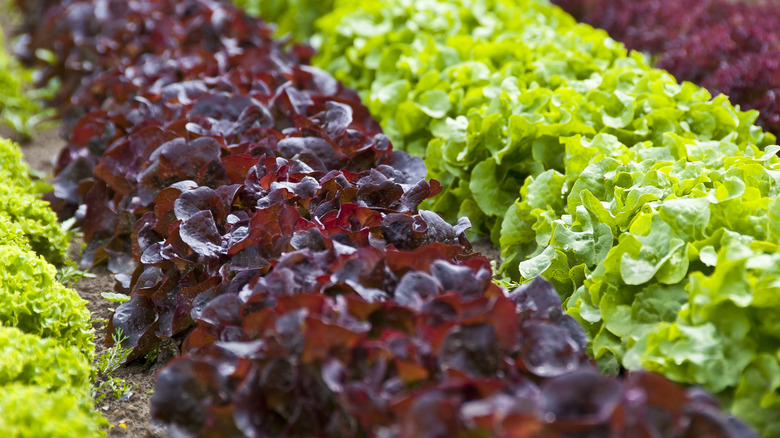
top-left (0, 383), bottom-right (105, 438)
top-left (0, 138), bottom-right (39, 191)
top-left (0, 26), bottom-right (50, 138)
top-left (0, 325), bottom-right (103, 437)
top-left (0, 325), bottom-right (92, 389)
top-left (0, 139), bottom-right (71, 265)
top-left (0, 190), bottom-right (71, 265)
top-left (0, 245), bottom-right (94, 353)
top-left (0, 214), bottom-right (30, 250)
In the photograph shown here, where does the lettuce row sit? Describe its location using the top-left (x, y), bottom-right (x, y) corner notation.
top-left (0, 25), bottom-right (49, 137)
top-left (0, 139), bottom-right (103, 437)
top-left (0, 190), bottom-right (71, 266)
top-left (0, 141), bottom-right (86, 348)
top-left (244, 0), bottom-right (780, 433)
top-left (0, 245), bottom-right (94, 352)
top-left (310, 0), bottom-right (774, 244)
top-left (0, 137), bottom-right (39, 191)
top-left (0, 214), bottom-right (31, 251)
top-left (0, 326), bottom-right (100, 438)
top-left (232, 0), bottom-right (334, 41)
top-left (0, 138), bottom-right (70, 265)
top-left (0, 325), bottom-right (92, 389)
top-left (0, 384), bottom-right (104, 437)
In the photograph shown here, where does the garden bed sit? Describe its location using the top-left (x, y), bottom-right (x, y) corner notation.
top-left (2, 0), bottom-right (776, 436)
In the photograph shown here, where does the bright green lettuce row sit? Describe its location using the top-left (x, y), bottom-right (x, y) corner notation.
top-left (232, 0), bottom-right (334, 41)
top-left (311, 0), bottom-right (774, 242)
top-left (0, 133), bottom-right (101, 433)
top-left (501, 128), bottom-right (780, 286)
top-left (0, 325), bottom-right (92, 389)
top-left (0, 27), bottom-right (48, 138)
top-left (0, 245), bottom-right (94, 356)
top-left (630, 245), bottom-right (780, 436)
top-left (0, 138), bottom-right (39, 191)
top-left (509, 132), bottom-right (780, 434)
top-left (0, 326), bottom-right (100, 436)
top-left (0, 138), bottom-right (71, 265)
top-left (0, 383), bottom-right (105, 438)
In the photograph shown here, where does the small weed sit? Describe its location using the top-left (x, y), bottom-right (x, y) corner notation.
top-left (56, 264), bottom-right (95, 287)
top-left (93, 316), bottom-right (109, 329)
top-left (97, 329), bottom-right (132, 375)
top-left (145, 345), bottom-right (161, 364)
top-left (95, 377), bottom-right (136, 403)
top-left (93, 329), bottom-right (136, 402)
top-left (490, 260), bottom-right (519, 290)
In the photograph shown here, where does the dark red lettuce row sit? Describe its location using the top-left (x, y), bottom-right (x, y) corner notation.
top-left (52, 73), bottom-right (387, 271)
top-left (151, 275), bottom-right (751, 437)
top-left (14, 0), bottom-right (302, 119)
top-left (552, 0), bottom-right (780, 137)
top-left (47, 57), bottom-right (454, 359)
top-left (37, 0), bottom-right (380, 273)
top-left (21, 0), bottom-right (466, 363)
top-left (14, 0), bottom-right (755, 436)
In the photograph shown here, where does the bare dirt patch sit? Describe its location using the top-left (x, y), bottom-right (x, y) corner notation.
top-left (472, 238), bottom-right (501, 266)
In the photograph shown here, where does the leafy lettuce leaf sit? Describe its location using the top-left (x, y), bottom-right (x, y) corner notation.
top-left (0, 139), bottom-right (71, 265)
